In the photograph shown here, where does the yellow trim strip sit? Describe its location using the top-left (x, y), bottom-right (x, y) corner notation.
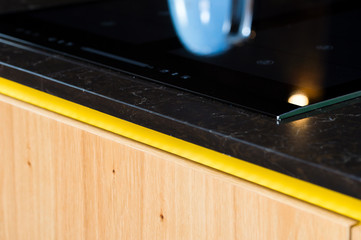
top-left (1, 76), bottom-right (361, 221)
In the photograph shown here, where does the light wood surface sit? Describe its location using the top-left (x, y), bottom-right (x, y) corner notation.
top-left (0, 93), bottom-right (359, 240)
top-left (352, 224), bottom-right (361, 240)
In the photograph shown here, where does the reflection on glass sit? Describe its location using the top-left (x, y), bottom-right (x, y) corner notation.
top-left (288, 92), bottom-right (309, 107)
top-left (291, 117), bottom-right (310, 129)
top-left (168, 0), bottom-right (254, 55)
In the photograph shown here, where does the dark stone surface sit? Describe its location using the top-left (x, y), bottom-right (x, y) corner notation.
top-left (1, 38), bottom-right (361, 199)
top-left (0, 0), bottom-right (87, 14)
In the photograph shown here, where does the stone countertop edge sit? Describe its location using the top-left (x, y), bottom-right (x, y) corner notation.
top-left (0, 38), bottom-right (361, 201)
top-left (2, 77), bottom-right (361, 223)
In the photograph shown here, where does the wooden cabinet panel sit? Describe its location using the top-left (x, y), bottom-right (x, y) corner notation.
top-left (0, 94), bottom-right (359, 240)
top-left (352, 224), bottom-right (361, 240)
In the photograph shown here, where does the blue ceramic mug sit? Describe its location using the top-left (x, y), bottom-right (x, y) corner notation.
top-left (168, 0), bottom-right (254, 55)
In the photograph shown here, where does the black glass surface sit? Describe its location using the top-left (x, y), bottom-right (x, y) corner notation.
top-left (0, 0), bottom-right (360, 120)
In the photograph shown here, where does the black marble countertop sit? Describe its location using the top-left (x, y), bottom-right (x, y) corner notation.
top-left (1, 37), bottom-right (361, 200)
top-left (0, 0), bottom-right (86, 14)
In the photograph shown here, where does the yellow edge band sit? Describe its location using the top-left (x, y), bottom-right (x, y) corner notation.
top-left (1, 76), bottom-right (361, 222)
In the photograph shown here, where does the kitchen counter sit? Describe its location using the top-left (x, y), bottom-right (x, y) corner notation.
top-left (1, 37), bottom-right (361, 203)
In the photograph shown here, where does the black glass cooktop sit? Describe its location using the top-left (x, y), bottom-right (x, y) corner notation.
top-left (0, 0), bottom-right (360, 120)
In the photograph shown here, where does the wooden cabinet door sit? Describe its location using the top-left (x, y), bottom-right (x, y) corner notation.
top-left (0, 93), bottom-right (360, 240)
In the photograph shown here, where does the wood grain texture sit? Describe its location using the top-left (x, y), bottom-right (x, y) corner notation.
top-left (352, 224), bottom-right (361, 240)
top-left (0, 93), bottom-right (358, 240)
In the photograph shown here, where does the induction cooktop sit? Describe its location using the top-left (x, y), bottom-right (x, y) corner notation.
top-left (0, 0), bottom-right (360, 121)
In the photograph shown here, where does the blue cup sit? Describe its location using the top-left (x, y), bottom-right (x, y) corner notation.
top-left (168, 0), bottom-right (254, 56)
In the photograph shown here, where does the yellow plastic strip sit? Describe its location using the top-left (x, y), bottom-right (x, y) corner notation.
top-left (1, 76), bottom-right (361, 221)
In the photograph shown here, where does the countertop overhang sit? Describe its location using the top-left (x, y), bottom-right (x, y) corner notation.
top-left (1, 38), bottom-right (361, 221)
